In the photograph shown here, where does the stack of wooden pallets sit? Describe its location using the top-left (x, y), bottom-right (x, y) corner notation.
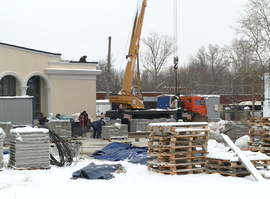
top-left (206, 153), bottom-right (270, 178)
top-left (147, 122), bottom-right (209, 175)
top-left (248, 117), bottom-right (270, 155)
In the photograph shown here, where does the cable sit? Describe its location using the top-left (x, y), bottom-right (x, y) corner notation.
top-left (37, 124), bottom-right (81, 167)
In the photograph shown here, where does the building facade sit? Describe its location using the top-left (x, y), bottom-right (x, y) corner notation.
top-left (0, 42), bottom-right (101, 120)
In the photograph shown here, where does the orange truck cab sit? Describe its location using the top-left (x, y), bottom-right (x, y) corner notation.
top-left (180, 96), bottom-right (207, 118)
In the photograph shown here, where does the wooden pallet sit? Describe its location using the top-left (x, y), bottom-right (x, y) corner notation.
top-left (148, 163), bottom-right (205, 175)
top-left (148, 157), bottom-right (205, 166)
top-left (148, 145), bottom-right (205, 154)
top-left (259, 147), bottom-right (270, 154)
top-left (149, 134), bottom-right (209, 142)
top-left (148, 150), bottom-right (207, 158)
top-left (148, 139), bottom-right (208, 148)
top-left (247, 146), bottom-right (260, 152)
top-left (206, 169), bottom-right (250, 177)
top-left (250, 117), bottom-right (270, 123)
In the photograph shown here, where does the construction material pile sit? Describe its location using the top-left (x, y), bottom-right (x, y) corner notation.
top-left (101, 124), bottom-right (128, 140)
top-left (8, 127), bottom-right (51, 170)
top-left (130, 118), bottom-right (175, 133)
top-left (0, 128), bottom-right (3, 170)
top-left (206, 139), bottom-right (270, 178)
top-left (248, 117), bottom-right (270, 155)
top-left (0, 122), bottom-right (12, 145)
top-left (46, 120), bottom-right (72, 141)
top-left (147, 122), bottom-right (209, 175)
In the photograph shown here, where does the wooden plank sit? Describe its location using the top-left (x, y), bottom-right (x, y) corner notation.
top-left (221, 133), bottom-right (265, 182)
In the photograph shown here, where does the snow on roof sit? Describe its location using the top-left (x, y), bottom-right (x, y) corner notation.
top-left (0, 96), bottom-right (33, 99)
top-left (238, 101), bottom-right (261, 105)
top-left (96, 99), bottom-right (110, 104)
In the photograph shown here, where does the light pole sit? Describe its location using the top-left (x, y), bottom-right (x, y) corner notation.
top-left (232, 77), bottom-right (237, 120)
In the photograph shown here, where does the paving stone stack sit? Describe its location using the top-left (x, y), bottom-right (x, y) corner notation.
top-left (101, 124), bottom-right (128, 140)
top-left (8, 127), bottom-right (50, 169)
top-left (0, 122), bottom-right (12, 145)
top-left (46, 120), bottom-right (72, 141)
top-left (206, 151), bottom-right (270, 178)
top-left (105, 119), bottom-right (121, 126)
top-left (248, 117), bottom-right (270, 155)
top-left (147, 122), bottom-right (209, 175)
top-left (130, 119), bottom-right (155, 133)
top-left (130, 118), bottom-right (176, 133)
top-left (0, 129), bottom-right (3, 170)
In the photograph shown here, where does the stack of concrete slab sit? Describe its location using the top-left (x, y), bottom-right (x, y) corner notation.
top-left (101, 124), bottom-right (128, 140)
top-left (130, 118), bottom-right (176, 133)
top-left (0, 122), bottom-right (12, 145)
top-left (8, 127), bottom-right (50, 169)
top-left (46, 120), bottom-right (72, 141)
top-left (105, 119), bottom-right (121, 126)
top-left (0, 128), bottom-right (3, 170)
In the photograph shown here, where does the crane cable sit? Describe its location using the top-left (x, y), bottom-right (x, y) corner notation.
top-left (173, 0), bottom-right (179, 69)
top-left (120, 1), bottom-right (140, 70)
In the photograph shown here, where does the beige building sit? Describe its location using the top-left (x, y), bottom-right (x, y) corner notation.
top-left (0, 42), bottom-right (101, 120)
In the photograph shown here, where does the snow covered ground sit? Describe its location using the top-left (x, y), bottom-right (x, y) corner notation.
top-left (1, 138), bottom-right (270, 199)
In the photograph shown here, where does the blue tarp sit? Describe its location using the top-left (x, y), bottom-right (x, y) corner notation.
top-left (71, 162), bottom-right (124, 180)
top-left (89, 142), bottom-right (148, 165)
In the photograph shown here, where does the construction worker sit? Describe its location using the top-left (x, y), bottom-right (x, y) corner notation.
top-left (91, 118), bottom-right (105, 139)
top-left (78, 111), bottom-right (90, 137)
top-left (38, 112), bottom-right (48, 125)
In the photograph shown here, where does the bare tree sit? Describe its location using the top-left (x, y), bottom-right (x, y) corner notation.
top-left (179, 44), bottom-right (230, 95)
top-left (96, 58), bottom-right (123, 93)
top-left (140, 32), bottom-right (176, 91)
top-left (232, 0), bottom-right (270, 112)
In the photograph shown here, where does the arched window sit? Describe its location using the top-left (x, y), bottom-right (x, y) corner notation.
top-left (27, 76), bottom-right (40, 118)
top-left (0, 76), bottom-right (16, 96)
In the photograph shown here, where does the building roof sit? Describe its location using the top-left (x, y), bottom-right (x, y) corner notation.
top-left (0, 42), bottom-right (61, 56)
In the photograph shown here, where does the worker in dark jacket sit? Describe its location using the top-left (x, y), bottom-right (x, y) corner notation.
top-left (38, 112), bottom-right (48, 125)
top-left (91, 118), bottom-right (105, 139)
top-left (78, 111), bottom-right (90, 137)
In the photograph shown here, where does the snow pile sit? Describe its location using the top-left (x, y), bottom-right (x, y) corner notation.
top-left (235, 135), bottom-right (250, 150)
top-left (208, 122), bottom-right (223, 143)
top-left (207, 139), bottom-right (232, 160)
top-left (207, 139), bottom-right (270, 162)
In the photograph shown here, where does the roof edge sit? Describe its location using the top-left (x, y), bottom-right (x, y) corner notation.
top-left (0, 42), bottom-right (61, 56)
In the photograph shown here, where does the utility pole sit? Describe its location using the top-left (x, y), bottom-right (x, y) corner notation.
top-left (106, 36), bottom-right (111, 99)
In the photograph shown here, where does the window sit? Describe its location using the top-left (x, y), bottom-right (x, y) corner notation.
top-left (0, 76), bottom-right (16, 96)
top-left (196, 99), bottom-right (204, 106)
top-left (27, 76), bottom-right (40, 118)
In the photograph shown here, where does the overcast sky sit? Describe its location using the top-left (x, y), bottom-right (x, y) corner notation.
top-left (1, 0), bottom-right (247, 70)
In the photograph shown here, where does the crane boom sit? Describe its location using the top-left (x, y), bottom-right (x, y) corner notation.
top-left (109, 0), bottom-right (147, 109)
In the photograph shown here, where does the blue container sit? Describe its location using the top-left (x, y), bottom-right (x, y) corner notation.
top-left (157, 95), bottom-right (171, 109)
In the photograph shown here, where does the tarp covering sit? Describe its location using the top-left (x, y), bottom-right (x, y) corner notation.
top-left (71, 162), bottom-right (124, 180)
top-left (89, 142), bottom-right (148, 165)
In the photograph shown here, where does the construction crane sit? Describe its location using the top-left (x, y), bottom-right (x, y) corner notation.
top-left (109, 0), bottom-right (146, 109)
top-left (106, 0), bottom-right (207, 125)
